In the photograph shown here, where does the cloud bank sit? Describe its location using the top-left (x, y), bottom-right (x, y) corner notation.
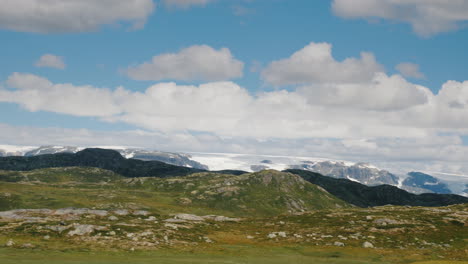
top-left (1, 70), bottom-right (466, 139)
top-left (0, 0), bottom-right (155, 33)
top-left (332, 0), bottom-right (468, 36)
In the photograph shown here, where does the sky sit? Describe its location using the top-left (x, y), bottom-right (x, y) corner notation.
top-left (0, 0), bottom-right (468, 176)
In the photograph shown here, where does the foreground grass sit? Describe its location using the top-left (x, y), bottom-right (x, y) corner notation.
top-left (3, 245), bottom-right (461, 264)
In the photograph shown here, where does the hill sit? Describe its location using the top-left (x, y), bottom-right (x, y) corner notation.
top-left (0, 148), bottom-right (202, 178)
top-left (286, 169), bottom-right (468, 207)
top-left (0, 168), bottom-right (348, 216)
top-left (0, 167), bottom-right (123, 183)
top-left (124, 170), bottom-right (350, 216)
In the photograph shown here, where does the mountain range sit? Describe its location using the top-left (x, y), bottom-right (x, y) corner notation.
top-left (0, 148), bottom-right (466, 208)
top-left (0, 145), bottom-right (464, 196)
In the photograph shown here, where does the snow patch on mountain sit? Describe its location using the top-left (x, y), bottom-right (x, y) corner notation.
top-left (0, 145), bottom-right (37, 156)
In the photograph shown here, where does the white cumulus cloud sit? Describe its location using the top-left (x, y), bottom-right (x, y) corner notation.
top-left (332, 0), bottom-right (468, 37)
top-left (35, 54), bottom-right (66, 70)
top-left (126, 45), bottom-right (244, 82)
top-left (298, 73), bottom-right (430, 111)
top-left (261, 42), bottom-right (384, 86)
top-left (2, 71), bottom-right (467, 140)
top-left (0, 0), bottom-right (155, 33)
top-left (1, 73), bottom-right (121, 117)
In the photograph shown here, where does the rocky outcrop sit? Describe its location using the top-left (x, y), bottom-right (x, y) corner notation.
top-left (68, 224), bottom-right (106, 236)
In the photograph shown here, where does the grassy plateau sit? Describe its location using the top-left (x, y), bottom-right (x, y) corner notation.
top-left (0, 167), bottom-right (466, 263)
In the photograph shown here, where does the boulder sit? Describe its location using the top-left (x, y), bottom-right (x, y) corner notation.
top-left (363, 241), bottom-right (374, 248)
top-left (67, 224), bottom-right (106, 236)
top-left (173, 214), bottom-right (205, 221)
top-left (5, 239), bottom-right (14, 247)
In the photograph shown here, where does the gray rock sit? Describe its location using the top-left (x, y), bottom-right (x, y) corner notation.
top-left (173, 214), bottom-right (205, 221)
top-left (334, 241), bottom-right (345, 247)
top-left (67, 224), bottom-right (106, 236)
top-left (373, 218), bottom-right (400, 225)
top-left (202, 215), bottom-right (241, 222)
top-left (268, 232), bottom-right (286, 238)
top-left (267, 233), bottom-right (277, 239)
top-left (363, 241), bottom-right (374, 248)
top-left (113, 210), bottom-right (129, 216)
top-left (108, 216), bottom-right (119, 221)
top-left (54, 208), bottom-right (107, 217)
top-left (133, 210), bottom-right (149, 216)
top-left (21, 243), bottom-right (35, 249)
top-left (5, 239), bottom-right (14, 247)
top-left (46, 225), bottom-right (70, 233)
top-left (145, 216), bottom-right (157, 221)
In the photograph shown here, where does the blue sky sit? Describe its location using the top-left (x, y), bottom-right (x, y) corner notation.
top-left (0, 0), bottom-right (468, 176)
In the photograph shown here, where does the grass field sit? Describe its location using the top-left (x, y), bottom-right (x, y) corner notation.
top-left (3, 245), bottom-right (467, 264)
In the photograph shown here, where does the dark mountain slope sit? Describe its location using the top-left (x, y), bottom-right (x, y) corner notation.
top-left (0, 148), bottom-right (202, 178)
top-left (286, 169), bottom-right (468, 207)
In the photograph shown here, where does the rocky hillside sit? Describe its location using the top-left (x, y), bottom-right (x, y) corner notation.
top-left (286, 169), bottom-right (468, 207)
top-left (0, 167), bottom-right (467, 262)
top-left (0, 168), bottom-right (349, 216)
top-left (0, 203), bottom-right (466, 262)
top-left (124, 170), bottom-right (350, 216)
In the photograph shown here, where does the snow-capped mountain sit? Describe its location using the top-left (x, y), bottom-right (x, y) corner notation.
top-left (1, 145), bottom-right (466, 196)
top-left (401, 172), bottom-right (452, 194)
top-left (290, 160), bottom-right (399, 186)
top-left (119, 149), bottom-right (208, 170)
top-left (184, 152), bottom-right (468, 195)
top-left (0, 145), bottom-right (207, 170)
top-left (24, 146), bottom-right (82, 156)
top-left (188, 152), bottom-right (399, 185)
top-left (0, 145), bottom-right (37, 157)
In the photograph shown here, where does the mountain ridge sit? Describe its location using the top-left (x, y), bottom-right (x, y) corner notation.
top-left (0, 148), bottom-right (466, 208)
top-left (0, 148), bottom-right (202, 178)
top-left (1, 145), bottom-right (465, 196)
top-left (285, 169), bottom-right (468, 207)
